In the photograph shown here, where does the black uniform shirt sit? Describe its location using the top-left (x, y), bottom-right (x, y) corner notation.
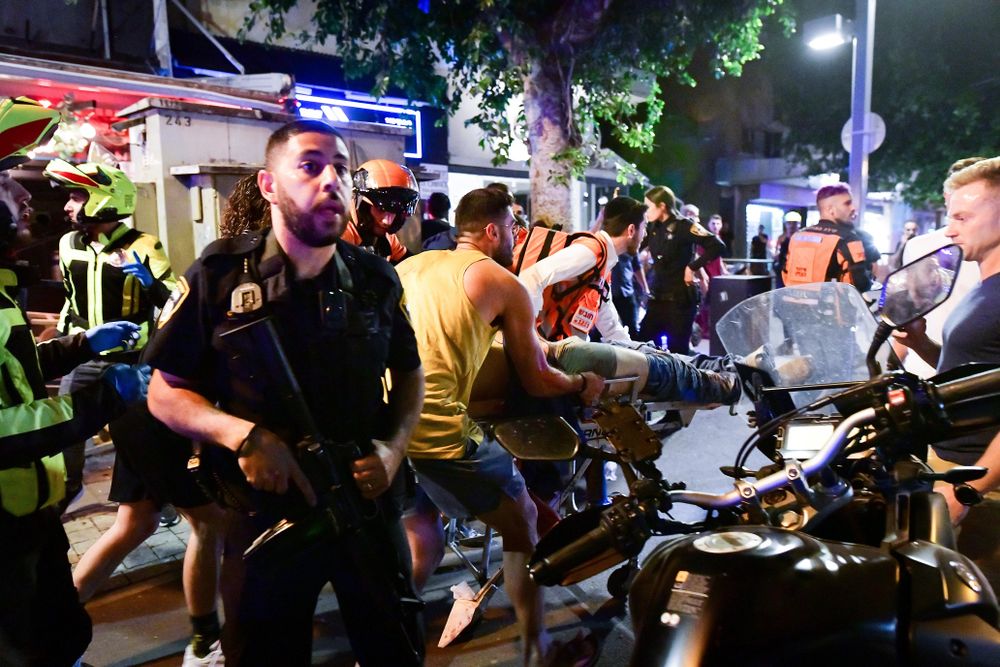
top-left (145, 230), bottom-right (420, 445)
top-left (641, 216), bottom-right (726, 298)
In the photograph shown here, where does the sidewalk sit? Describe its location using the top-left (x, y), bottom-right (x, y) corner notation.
top-left (62, 442), bottom-right (190, 593)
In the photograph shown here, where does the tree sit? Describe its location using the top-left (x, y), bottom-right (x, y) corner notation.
top-left (245, 0), bottom-right (789, 226)
top-left (764, 0), bottom-right (999, 208)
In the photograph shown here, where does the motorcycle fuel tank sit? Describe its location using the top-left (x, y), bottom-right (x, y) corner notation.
top-left (629, 525), bottom-right (898, 667)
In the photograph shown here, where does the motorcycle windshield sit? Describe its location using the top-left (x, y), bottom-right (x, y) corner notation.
top-left (717, 282), bottom-right (890, 407)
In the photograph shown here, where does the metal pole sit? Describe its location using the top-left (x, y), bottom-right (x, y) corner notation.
top-left (849, 0), bottom-right (875, 226)
top-left (100, 0), bottom-right (111, 59)
top-left (170, 0), bottom-right (246, 75)
top-left (152, 0), bottom-right (174, 76)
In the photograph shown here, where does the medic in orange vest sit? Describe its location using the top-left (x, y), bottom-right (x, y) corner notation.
top-left (783, 183), bottom-right (881, 292)
top-left (512, 196), bottom-right (647, 342)
top-left (345, 159), bottom-right (418, 264)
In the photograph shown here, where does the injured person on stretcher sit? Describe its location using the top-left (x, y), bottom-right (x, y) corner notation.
top-left (471, 335), bottom-right (741, 416)
top-left (469, 334), bottom-right (815, 417)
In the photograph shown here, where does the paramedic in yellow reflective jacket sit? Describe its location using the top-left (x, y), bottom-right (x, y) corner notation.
top-left (0, 96), bottom-right (148, 667)
top-left (44, 158), bottom-right (175, 509)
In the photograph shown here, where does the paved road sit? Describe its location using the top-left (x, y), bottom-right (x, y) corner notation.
top-left (80, 393), bottom-right (1000, 665)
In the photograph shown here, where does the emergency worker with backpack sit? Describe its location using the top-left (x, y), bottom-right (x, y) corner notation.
top-left (513, 196), bottom-right (647, 343)
top-left (783, 183), bottom-right (881, 292)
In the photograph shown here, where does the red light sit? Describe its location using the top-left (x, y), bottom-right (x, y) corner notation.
top-left (888, 389), bottom-right (906, 407)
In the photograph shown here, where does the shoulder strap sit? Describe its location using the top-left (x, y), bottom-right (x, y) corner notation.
top-left (332, 248), bottom-right (354, 293)
top-left (105, 228), bottom-right (142, 253)
top-left (549, 231), bottom-right (608, 300)
top-left (513, 225), bottom-right (566, 275)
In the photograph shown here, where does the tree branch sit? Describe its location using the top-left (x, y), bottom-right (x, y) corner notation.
top-left (553, 0), bottom-right (613, 49)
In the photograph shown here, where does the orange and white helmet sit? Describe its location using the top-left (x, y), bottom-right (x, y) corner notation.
top-left (352, 159), bottom-right (418, 234)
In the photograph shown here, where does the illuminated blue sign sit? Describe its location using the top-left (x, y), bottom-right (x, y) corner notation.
top-left (295, 85), bottom-right (422, 159)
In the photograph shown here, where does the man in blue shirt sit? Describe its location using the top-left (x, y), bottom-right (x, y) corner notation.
top-left (895, 156), bottom-right (1000, 523)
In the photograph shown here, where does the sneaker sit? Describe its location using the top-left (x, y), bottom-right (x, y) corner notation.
top-left (182, 639), bottom-right (224, 666)
top-left (159, 503), bottom-right (181, 528)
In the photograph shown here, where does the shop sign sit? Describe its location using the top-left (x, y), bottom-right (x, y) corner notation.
top-left (294, 84), bottom-right (422, 159)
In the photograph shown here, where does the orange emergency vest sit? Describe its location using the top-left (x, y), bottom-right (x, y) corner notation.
top-left (783, 226), bottom-right (867, 287)
top-left (510, 226), bottom-right (610, 340)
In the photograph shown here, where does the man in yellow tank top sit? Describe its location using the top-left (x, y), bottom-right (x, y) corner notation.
top-left (397, 187), bottom-right (604, 665)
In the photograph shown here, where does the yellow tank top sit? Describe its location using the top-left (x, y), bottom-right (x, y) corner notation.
top-left (397, 249), bottom-right (498, 459)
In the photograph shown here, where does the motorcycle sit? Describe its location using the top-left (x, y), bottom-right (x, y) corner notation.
top-left (529, 245), bottom-right (1000, 665)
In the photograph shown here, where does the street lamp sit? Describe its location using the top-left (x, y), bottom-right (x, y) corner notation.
top-left (804, 0), bottom-right (877, 225)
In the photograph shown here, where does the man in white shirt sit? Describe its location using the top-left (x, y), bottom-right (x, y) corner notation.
top-left (517, 196), bottom-right (646, 343)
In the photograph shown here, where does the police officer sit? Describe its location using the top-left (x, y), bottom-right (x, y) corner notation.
top-left (43, 158), bottom-right (175, 509)
top-left (638, 185), bottom-right (725, 354)
top-left (145, 119), bottom-right (426, 666)
top-left (0, 97), bottom-right (148, 667)
top-left (782, 183), bottom-right (881, 292)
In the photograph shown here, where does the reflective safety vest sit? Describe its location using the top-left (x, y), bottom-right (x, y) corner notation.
top-left (511, 226), bottom-right (610, 339)
top-left (0, 269), bottom-right (66, 516)
top-left (783, 226), bottom-right (867, 288)
top-left (58, 222), bottom-right (175, 351)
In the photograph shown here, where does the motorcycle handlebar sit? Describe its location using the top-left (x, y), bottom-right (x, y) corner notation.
top-left (670, 368), bottom-right (1000, 510)
top-left (935, 368), bottom-right (1000, 410)
top-left (669, 408), bottom-right (878, 509)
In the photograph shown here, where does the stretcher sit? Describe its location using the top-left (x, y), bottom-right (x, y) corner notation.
top-left (437, 342), bottom-right (729, 643)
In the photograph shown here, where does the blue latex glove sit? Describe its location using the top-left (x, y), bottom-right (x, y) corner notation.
top-left (122, 250), bottom-right (155, 288)
top-left (100, 363), bottom-right (151, 405)
top-left (85, 321), bottom-right (141, 354)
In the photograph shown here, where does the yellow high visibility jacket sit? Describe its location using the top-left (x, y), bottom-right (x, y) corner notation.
top-left (1, 267), bottom-right (125, 518)
top-left (57, 222), bottom-right (175, 351)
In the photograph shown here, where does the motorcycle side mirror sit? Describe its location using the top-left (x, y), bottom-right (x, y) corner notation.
top-left (865, 245), bottom-right (963, 377)
top-left (877, 244), bottom-right (963, 328)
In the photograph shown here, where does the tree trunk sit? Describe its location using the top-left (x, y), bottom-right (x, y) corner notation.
top-left (523, 58), bottom-right (573, 229)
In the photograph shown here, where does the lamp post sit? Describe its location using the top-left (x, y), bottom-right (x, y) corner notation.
top-left (804, 0), bottom-right (877, 225)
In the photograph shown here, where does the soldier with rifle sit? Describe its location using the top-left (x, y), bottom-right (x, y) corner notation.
top-left (145, 120), bottom-right (425, 666)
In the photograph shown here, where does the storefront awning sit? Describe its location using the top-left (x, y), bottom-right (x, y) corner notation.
top-left (0, 53), bottom-right (285, 113)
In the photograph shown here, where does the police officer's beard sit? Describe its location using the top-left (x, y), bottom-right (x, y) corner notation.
top-left (276, 192), bottom-right (342, 248)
